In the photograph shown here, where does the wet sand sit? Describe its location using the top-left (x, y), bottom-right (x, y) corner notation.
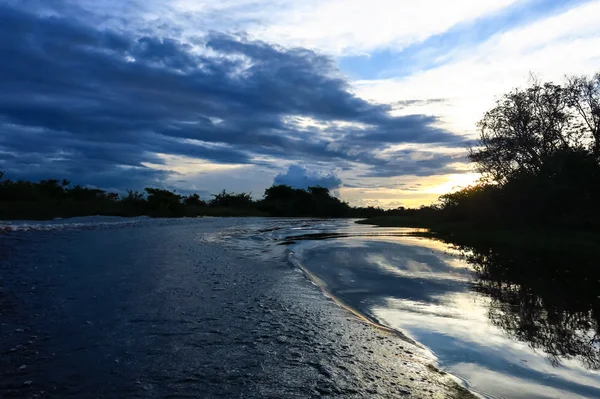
top-left (0, 218), bottom-right (473, 398)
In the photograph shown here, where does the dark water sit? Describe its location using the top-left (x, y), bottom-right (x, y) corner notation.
top-left (217, 218), bottom-right (600, 399)
top-left (2, 217), bottom-right (599, 398)
top-left (2, 216), bottom-right (470, 399)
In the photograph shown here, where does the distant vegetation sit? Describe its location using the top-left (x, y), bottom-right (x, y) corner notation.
top-left (0, 171), bottom-right (391, 220)
top-left (361, 72), bottom-right (600, 236)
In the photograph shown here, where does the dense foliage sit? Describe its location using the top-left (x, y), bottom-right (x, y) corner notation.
top-left (435, 72), bottom-right (600, 230)
top-left (260, 185), bottom-right (351, 217)
top-left (0, 173), bottom-right (389, 220)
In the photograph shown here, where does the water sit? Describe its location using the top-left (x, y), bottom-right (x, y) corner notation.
top-left (217, 218), bottom-right (600, 399)
top-left (2, 217), bottom-right (599, 398)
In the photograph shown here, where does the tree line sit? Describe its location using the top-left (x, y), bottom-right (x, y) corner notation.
top-left (0, 172), bottom-right (389, 220)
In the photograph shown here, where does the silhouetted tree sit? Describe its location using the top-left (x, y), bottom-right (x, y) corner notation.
top-left (183, 193), bottom-right (206, 207)
top-left (145, 187), bottom-right (184, 216)
top-left (0, 175), bottom-right (383, 219)
top-left (565, 72), bottom-right (600, 158)
top-left (260, 184), bottom-right (351, 217)
top-left (122, 190), bottom-right (145, 204)
top-left (470, 80), bottom-right (576, 184)
top-left (210, 190), bottom-right (254, 208)
top-left (37, 179), bottom-right (66, 198)
top-left (120, 190), bottom-right (147, 215)
top-left (459, 72), bottom-right (600, 228)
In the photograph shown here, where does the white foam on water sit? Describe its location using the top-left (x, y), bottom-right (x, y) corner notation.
top-left (0, 216), bottom-right (151, 232)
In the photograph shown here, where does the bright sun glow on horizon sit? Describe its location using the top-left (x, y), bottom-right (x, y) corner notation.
top-left (424, 173), bottom-right (482, 195)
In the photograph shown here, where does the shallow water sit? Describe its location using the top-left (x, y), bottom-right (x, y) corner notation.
top-left (2, 217), bottom-right (599, 398)
top-left (217, 218), bottom-right (600, 399)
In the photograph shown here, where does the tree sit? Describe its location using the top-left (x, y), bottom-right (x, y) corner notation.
top-left (565, 72), bottom-right (600, 158)
top-left (37, 179), bottom-right (66, 198)
top-left (184, 193), bottom-right (206, 207)
top-left (264, 185), bottom-right (296, 201)
top-left (210, 190), bottom-right (254, 208)
top-left (121, 190), bottom-right (147, 212)
top-left (145, 187), bottom-right (184, 216)
top-left (471, 73), bottom-right (599, 185)
top-left (66, 185), bottom-right (106, 201)
top-left (470, 80), bottom-right (575, 184)
top-left (307, 186), bottom-right (330, 197)
top-left (465, 72), bottom-right (600, 228)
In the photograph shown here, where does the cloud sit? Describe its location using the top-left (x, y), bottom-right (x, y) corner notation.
top-left (171, 0), bottom-right (520, 55)
top-left (393, 99), bottom-right (448, 108)
top-left (273, 165), bottom-right (342, 190)
top-left (3, 0), bottom-right (593, 207)
top-left (0, 2), bottom-right (464, 192)
top-left (50, 0), bottom-right (520, 55)
top-left (353, 0), bottom-right (600, 135)
top-left (357, 150), bottom-right (464, 178)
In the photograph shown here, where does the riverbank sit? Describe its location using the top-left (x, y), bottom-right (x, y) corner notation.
top-left (0, 217), bottom-right (473, 398)
top-left (356, 216), bottom-right (600, 255)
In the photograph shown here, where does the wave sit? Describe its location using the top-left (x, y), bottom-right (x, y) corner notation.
top-left (0, 215), bottom-right (152, 232)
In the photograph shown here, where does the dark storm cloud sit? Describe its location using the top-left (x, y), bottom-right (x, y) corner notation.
top-left (0, 2), bottom-right (465, 190)
top-left (358, 151), bottom-right (465, 178)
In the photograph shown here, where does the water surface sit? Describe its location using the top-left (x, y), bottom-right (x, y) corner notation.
top-left (221, 218), bottom-right (600, 399)
top-left (2, 217), bottom-right (599, 398)
top-left (1, 216), bottom-right (470, 398)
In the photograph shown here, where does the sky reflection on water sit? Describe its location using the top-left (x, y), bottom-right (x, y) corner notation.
top-left (278, 222), bottom-right (600, 399)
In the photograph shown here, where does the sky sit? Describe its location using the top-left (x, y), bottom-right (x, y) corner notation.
top-left (0, 0), bottom-right (599, 207)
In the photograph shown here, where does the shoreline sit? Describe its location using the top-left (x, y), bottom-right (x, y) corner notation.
top-left (288, 251), bottom-right (422, 348)
top-left (356, 216), bottom-right (600, 255)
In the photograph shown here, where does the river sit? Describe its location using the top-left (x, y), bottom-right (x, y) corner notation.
top-left (1, 217), bottom-right (599, 398)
